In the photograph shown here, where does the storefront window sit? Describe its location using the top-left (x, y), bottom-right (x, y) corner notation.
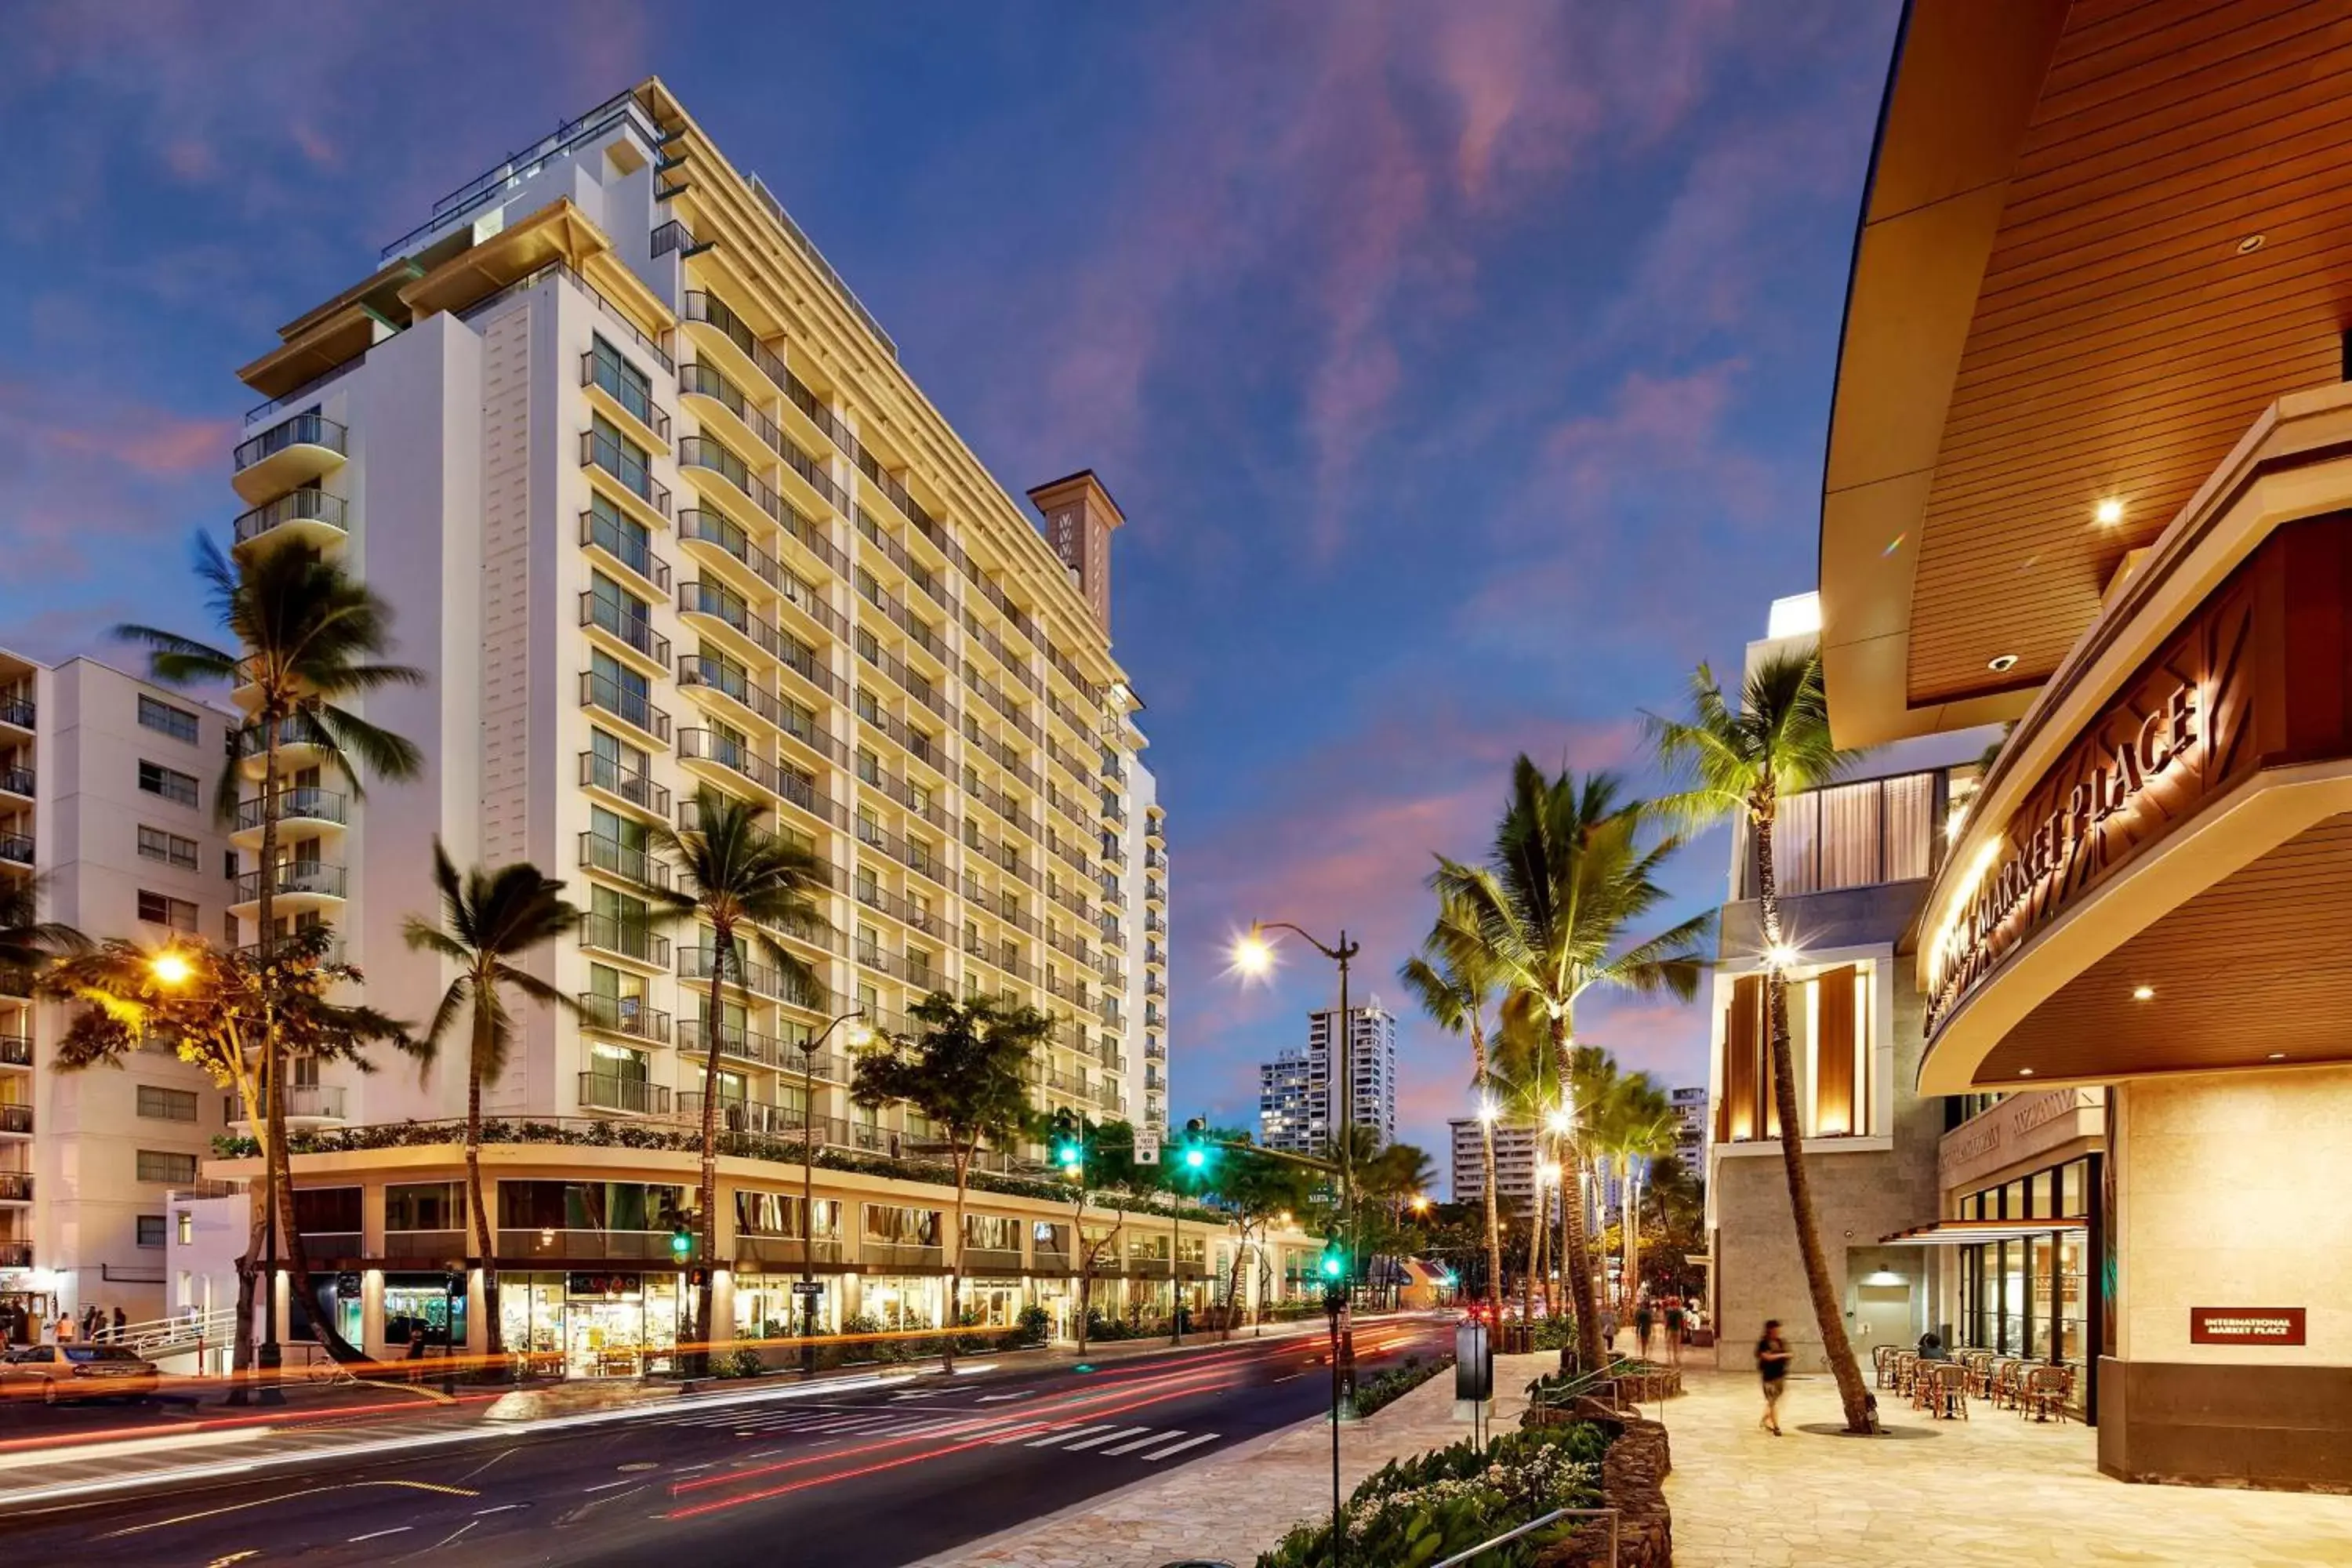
top-left (735, 1275), bottom-right (840, 1338)
top-left (863, 1275), bottom-right (939, 1331)
top-left (383, 1273), bottom-right (466, 1348)
top-left (385, 1181), bottom-right (465, 1232)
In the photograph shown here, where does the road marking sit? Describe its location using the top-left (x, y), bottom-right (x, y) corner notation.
top-left (1272, 1374), bottom-right (1303, 1384)
top-left (1060, 1425), bottom-right (1152, 1451)
top-left (205, 1554), bottom-right (260, 1567)
top-left (672, 1462), bottom-right (715, 1474)
top-left (1026, 1424), bottom-right (1116, 1448)
top-left (100, 1479), bottom-right (481, 1537)
top-left (349, 1527), bottom-right (414, 1543)
top-left (1100, 1429), bottom-right (1181, 1456)
top-left (617, 1461), bottom-right (660, 1472)
top-left (472, 1504), bottom-right (526, 1516)
top-left (1139, 1432), bottom-right (1221, 1461)
top-left (453, 1447), bottom-right (517, 1484)
top-left (580, 1479), bottom-right (637, 1493)
top-left (975, 1391), bottom-right (1035, 1403)
top-left (423, 1519), bottom-right (479, 1551)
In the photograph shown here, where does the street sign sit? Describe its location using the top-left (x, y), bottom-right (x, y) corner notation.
top-left (791, 1281), bottom-right (825, 1298)
top-left (1134, 1129), bottom-right (1161, 1164)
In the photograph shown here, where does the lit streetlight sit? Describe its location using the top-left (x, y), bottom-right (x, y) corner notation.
top-left (795, 1007), bottom-right (869, 1375)
top-left (150, 950), bottom-right (194, 988)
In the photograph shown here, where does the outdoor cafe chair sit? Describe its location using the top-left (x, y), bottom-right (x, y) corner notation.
top-left (1871, 1344), bottom-right (1897, 1388)
top-left (1932, 1361), bottom-right (1970, 1420)
top-left (2023, 1365), bottom-right (2072, 1423)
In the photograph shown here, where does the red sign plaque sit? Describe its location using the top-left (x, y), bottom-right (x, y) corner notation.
top-left (2189, 1307), bottom-right (2306, 1346)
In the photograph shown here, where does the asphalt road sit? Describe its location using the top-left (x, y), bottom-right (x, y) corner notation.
top-left (0, 1316), bottom-right (1454, 1566)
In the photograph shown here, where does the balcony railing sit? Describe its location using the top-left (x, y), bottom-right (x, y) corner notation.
top-left (579, 915), bottom-right (670, 968)
top-left (235, 716), bottom-right (330, 758)
top-left (579, 670), bottom-right (671, 744)
top-left (498, 1225), bottom-right (679, 1258)
top-left (579, 992), bottom-right (671, 1043)
top-left (230, 1083), bottom-right (347, 1120)
top-left (678, 944), bottom-right (799, 1003)
top-left (580, 507), bottom-right (673, 593)
top-left (0, 768), bottom-right (31, 800)
top-left (579, 750), bottom-right (670, 817)
top-left (580, 426), bottom-right (670, 516)
top-left (580, 589), bottom-right (670, 666)
top-left (582, 349), bottom-right (671, 442)
top-left (0, 1105), bottom-right (34, 1135)
top-left (677, 1018), bottom-right (787, 1069)
top-left (0, 1243), bottom-right (30, 1268)
top-left (576, 1073), bottom-right (669, 1116)
top-left (234, 488), bottom-right (348, 546)
top-left (0, 696), bottom-right (34, 731)
top-left (234, 863), bottom-right (346, 902)
top-left (0, 1036), bottom-right (30, 1068)
top-left (579, 831), bottom-right (670, 890)
top-left (234, 412), bottom-right (347, 473)
top-left (234, 788), bottom-right (347, 831)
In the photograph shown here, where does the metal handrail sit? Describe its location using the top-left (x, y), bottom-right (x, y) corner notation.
top-left (1428, 1507), bottom-right (1620, 1568)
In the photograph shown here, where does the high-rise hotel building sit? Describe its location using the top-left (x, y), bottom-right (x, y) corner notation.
top-left (220, 80), bottom-right (1167, 1159)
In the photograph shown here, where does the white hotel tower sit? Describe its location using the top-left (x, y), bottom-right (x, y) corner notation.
top-left (218, 82), bottom-right (1166, 1154)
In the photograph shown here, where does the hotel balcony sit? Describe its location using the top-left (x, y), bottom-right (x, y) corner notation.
top-left (0, 695), bottom-right (29, 736)
top-left (577, 1073), bottom-right (669, 1118)
top-left (678, 944), bottom-right (797, 1003)
top-left (234, 716), bottom-right (332, 779)
top-left (0, 1173), bottom-right (31, 1205)
top-left (579, 750), bottom-right (670, 819)
top-left (579, 914), bottom-right (670, 973)
top-left (230, 862), bottom-right (347, 916)
top-left (579, 669), bottom-right (671, 748)
top-left (224, 1083), bottom-right (347, 1132)
top-left (578, 830), bottom-right (671, 893)
top-left (579, 590), bottom-right (671, 677)
top-left (0, 1105), bottom-right (33, 1138)
top-left (2, 833), bottom-right (38, 873)
top-left (231, 787), bottom-right (347, 849)
top-left (1144, 848), bottom-right (1169, 873)
top-left (580, 426), bottom-right (671, 522)
top-left (0, 767), bottom-right (29, 804)
top-left (579, 991), bottom-right (670, 1045)
top-left (0, 1243), bottom-right (27, 1269)
top-left (579, 508), bottom-right (673, 599)
top-left (233, 412), bottom-right (347, 505)
top-left (233, 488), bottom-right (347, 557)
top-left (580, 348), bottom-right (672, 450)
top-left (0, 1035), bottom-right (28, 1069)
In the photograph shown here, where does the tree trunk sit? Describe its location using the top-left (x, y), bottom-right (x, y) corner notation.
top-left (467, 1022), bottom-right (502, 1359)
top-left (256, 720), bottom-right (282, 1378)
top-left (1755, 801), bottom-right (1874, 1432)
top-left (1470, 1023), bottom-right (1504, 1327)
top-left (1552, 1015), bottom-right (1605, 1374)
top-left (1623, 1166), bottom-right (1642, 1323)
top-left (1526, 1191), bottom-right (1545, 1327)
top-left (227, 1207), bottom-right (262, 1405)
top-left (695, 927), bottom-right (728, 1380)
top-left (943, 1148), bottom-right (968, 1374)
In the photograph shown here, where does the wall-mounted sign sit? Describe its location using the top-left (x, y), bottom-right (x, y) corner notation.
top-left (2190, 1306), bottom-right (2305, 1346)
top-left (566, 1272), bottom-right (644, 1299)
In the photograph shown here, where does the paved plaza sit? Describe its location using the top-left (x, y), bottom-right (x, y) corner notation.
top-left (1662, 1363), bottom-right (2352, 1567)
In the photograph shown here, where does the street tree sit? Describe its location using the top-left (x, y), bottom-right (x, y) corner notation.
top-left (1399, 894), bottom-right (1508, 1325)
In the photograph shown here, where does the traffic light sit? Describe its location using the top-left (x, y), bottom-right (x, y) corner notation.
top-left (670, 1224), bottom-right (694, 1262)
top-left (1319, 1231), bottom-right (1348, 1281)
top-left (1180, 1117), bottom-right (1210, 1172)
top-left (685, 1266), bottom-right (711, 1289)
top-left (1051, 1110), bottom-right (1083, 1173)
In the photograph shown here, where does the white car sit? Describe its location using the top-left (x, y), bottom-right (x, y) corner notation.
top-left (2, 1344), bottom-right (162, 1404)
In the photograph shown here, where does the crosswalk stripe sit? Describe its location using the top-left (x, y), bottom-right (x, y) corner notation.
top-left (1138, 1432), bottom-right (1221, 1462)
top-left (1099, 1429), bottom-right (1180, 1456)
top-left (1026, 1424), bottom-right (1116, 1448)
top-left (1059, 1425), bottom-right (1153, 1451)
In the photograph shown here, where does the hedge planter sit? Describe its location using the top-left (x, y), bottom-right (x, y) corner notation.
top-left (1519, 1403), bottom-right (1673, 1568)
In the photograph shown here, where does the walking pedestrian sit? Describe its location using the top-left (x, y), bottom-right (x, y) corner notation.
top-left (1662, 1295), bottom-right (1685, 1367)
top-left (1634, 1297), bottom-right (1655, 1359)
top-left (1756, 1319), bottom-right (1792, 1436)
top-left (111, 1306), bottom-right (128, 1343)
top-left (53, 1310), bottom-right (75, 1344)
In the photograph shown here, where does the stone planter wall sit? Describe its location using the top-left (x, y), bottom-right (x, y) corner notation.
top-left (1524, 1400), bottom-right (1673, 1568)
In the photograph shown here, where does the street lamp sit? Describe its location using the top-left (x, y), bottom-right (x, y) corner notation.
top-left (1230, 917), bottom-right (1361, 1568)
top-left (797, 1007), bottom-right (869, 1376)
top-left (149, 949), bottom-right (194, 988)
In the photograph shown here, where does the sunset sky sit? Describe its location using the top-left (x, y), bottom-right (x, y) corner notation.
top-left (0, 0), bottom-right (1904, 1184)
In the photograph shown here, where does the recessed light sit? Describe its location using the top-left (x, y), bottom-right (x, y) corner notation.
top-left (2132, 985), bottom-right (2154, 1001)
top-left (2094, 498), bottom-right (2125, 526)
top-left (2267, 1052), bottom-right (2287, 1062)
top-left (2018, 1068), bottom-right (2035, 1077)
top-left (1988, 653), bottom-right (2020, 673)
top-left (2238, 234), bottom-right (2266, 255)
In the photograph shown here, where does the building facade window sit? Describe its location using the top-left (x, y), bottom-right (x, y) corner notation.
top-left (136, 1150), bottom-right (198, 1185)
top-left (137, 826), bottom-right (201, 869)
top-left (136, 1215), bottom-right (168, 1248)
top-left (136, 891), bottom-right (199, 933)
top-left (589, 336), bottom-right (656, 428)
top-left (136, 1085), bottom-right (199, 1122)
top-left (1737, 768), bottom-right (1954, 899)
top-left (1715, 960), bottom-right (1877, 1142)
top-left (138, 760), bottom-right (200, 808)
top-left (137, 694), bottom-right (201, 745)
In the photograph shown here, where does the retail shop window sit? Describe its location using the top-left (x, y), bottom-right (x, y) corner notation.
top-left (136, 1215), bottom-right (166, 1249)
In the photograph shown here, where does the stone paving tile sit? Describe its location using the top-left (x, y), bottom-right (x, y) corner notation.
top-left (1661, 1361), bottom-right (2352, 1567)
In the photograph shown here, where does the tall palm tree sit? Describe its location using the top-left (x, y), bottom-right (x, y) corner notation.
top-left (1399, 894), bottom-right (1508, 1326)
top-left (1436, 760), bottom-right (1711, 1374)
top-left (117, 535), bottom-right (421, 1363)
top-left (403, 842), bottom-right (583, 1358)
top-left (645, 784), bottom-right (830, 1373)
top-left (0, 876), bottom-right (85, 979)
top-left (1646, 648), bottom-right (1873, 1432)
top-left (1483, 1023), bottom-right (1557, 1326)
top-left (1592, 1073), bottom-right (1678, 1314)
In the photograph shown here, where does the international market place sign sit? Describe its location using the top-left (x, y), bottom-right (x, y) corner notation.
top-left (2190, 1307), bottom-right (2306, 1346)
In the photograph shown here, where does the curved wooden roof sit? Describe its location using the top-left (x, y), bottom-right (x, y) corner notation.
top-left (1820, 0), bottom-right (2352, 746)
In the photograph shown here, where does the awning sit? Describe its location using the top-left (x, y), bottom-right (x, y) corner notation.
top-left (1879, 1219), bottom-right (2086, 1247)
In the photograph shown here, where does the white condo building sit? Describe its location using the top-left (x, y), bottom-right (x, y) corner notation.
top-left (205, 82), bottom-right (1163, 1157)
top-left (1258, 1000), bottom-right (1396, 1156)
top-left (1448, 1116), bottom-right (1540, 1210)
top-left (0, 652), bottom-right (241, 1327)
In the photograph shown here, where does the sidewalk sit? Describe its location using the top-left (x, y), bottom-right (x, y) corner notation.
top-left (1661, 1367), bottom-right (2352, 1567)
top-left (920, 1348), bottom-right (1559, 1568)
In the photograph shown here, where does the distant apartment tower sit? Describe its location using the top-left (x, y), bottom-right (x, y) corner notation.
top-left (203, 82), bottom-right (1161, 1154)
top-left (1670, 1085), bottom-right (1707, 1171)
top-left (1258, 1050), bottom-right (1314, 1156)
top-left (0, 652), bottom-right (238, 1325)
top-left (1309, 1000), bottom-right (1397, 1149)
top-left (1449, 1117), bottom-right (1540, 1210)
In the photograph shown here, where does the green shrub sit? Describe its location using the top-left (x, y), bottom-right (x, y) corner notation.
top-left (1254, 1422), bottom-right (1611, 1568)
top-left (1348, 1353), bottom-right (1454, 1419)
top-left (1015, 1305), bottom-right (1052, 1348)
top-left (721, 1346), bottom-right (768, 1379)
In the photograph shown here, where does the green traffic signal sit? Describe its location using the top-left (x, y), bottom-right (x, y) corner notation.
top-left (1183, 1145), bottom-right (1206, 1171)
top-left (670, 1227), bottom-right (693, 1260)
top-left (1319, 1251), bottom-right (1345, 1279)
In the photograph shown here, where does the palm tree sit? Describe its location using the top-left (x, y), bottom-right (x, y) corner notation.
top-left (1436, 760), bottom-right (1711, 1374)
top-left (644, 784), bottom-right (830, 1373)
top-left (116, 536), bottom-right (421, 1363)
top-left (1592, 1073), bottom-right (1678, 1315)
top-left (0, 877), bottom-right (84, 978)
top-left (1483, 1025), bottom-right (1557, 1326)
top-left (403, 842), bottom-right (583, 1358)
top-left (1399, 894), bottom-right (1508, 1326)
top-left (1646, 648), bottom-right (1873, 1432)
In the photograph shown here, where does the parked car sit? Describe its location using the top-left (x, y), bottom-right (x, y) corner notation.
top-left (0, 1344), bottom-right (161, 1404)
